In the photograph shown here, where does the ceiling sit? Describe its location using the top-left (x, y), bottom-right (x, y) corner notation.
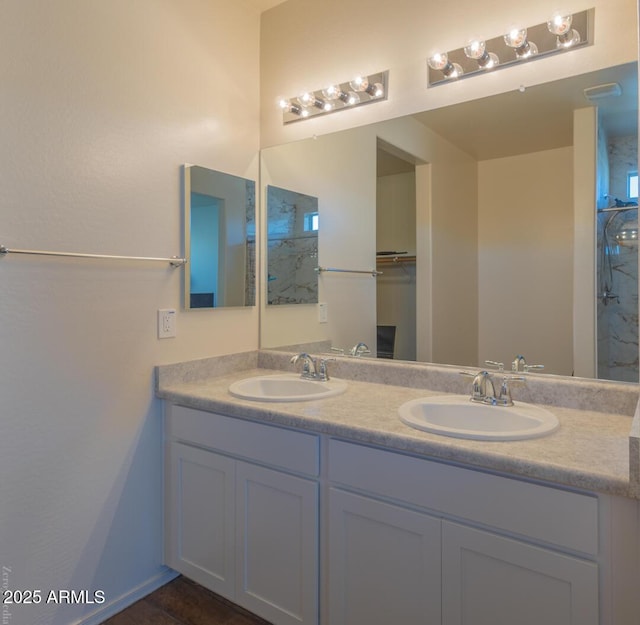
top-left (412, 62), bottom-right (638, 161)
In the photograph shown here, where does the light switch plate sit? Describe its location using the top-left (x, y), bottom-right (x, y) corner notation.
top-left (318, 302), bottom-right (328, 323)
top-left (158, 309), bottom-right (176, 338)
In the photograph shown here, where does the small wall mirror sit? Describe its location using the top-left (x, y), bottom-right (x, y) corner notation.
top-left (184, 165), bottom-right (256, 309)
top-left (266, 184), bottom-right (319, 305)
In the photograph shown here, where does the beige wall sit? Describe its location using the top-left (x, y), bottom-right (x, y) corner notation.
top-left (260, 0), bottom-right (637, 148)
top-left (478, 147), bottom-right (574, 375)
top-left (0, 1), bottom-right (261, 623)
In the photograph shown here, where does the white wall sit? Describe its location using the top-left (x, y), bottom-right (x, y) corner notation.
top-left (0, 1), bottom-right (260, 624)
top-left (260, 0), bottom-right (638, 148)
top-left (478, 147), bottom-right (574, 375)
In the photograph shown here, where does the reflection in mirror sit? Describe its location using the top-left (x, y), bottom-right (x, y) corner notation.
top-left (260, 63), bottom-right (638, 381)
top-left (267, 185), bottom-right (319, 305)
top-left (184, 165), bottom-right (255, 309)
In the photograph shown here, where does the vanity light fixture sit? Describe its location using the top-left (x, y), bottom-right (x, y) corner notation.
top-left (279, 71), bottom-right (388, 124)
top-left (427, 8), bottom-right (593, 86)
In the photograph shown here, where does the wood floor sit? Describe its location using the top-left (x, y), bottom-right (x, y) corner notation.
top-left (100, 576), bottom-right (273, 625)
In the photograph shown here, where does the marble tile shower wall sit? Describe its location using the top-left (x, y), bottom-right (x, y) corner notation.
top-left (267, 186), bottom-right (318, 305)
top-left (597, 134), bottom-right (639, 382)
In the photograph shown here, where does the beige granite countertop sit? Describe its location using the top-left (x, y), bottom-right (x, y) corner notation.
top-left (156, 350), bottom-right (640, 500)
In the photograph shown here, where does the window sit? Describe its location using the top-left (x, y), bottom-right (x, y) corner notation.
top-left (304, 211), bottom-right (319, 232)
top-left (627, 172), bottom-right (638, 200)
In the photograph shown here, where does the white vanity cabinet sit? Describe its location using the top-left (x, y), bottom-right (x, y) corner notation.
top-left (164, 403), bottom-right (639, 625)
top-left (328, 439), bottom-right (603, 625)
top-left (164, 405), bottom-right (319, 625)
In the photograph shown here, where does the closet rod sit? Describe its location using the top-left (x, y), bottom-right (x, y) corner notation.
top-left (315, 266), bottom-right (382, 277)
top-left (0, 245), bottom-right (187, 267)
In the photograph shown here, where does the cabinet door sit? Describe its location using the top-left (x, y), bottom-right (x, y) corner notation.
top-left (442, 521), bottom-right (599, 625)
top-left (165, 442), bottom-right (236, 598)
top-left (328, 488), bottom-right (441, 625)
top-left (236, 462), bottom-right (319, 625)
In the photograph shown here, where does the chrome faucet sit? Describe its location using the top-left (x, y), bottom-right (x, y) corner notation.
top-left (461, 368), bottom-right (525, 406)
top-left (290, 353), bottom-right (334, 381)
top-left (350, 342), bottom-right (371, 357)
top-left (471, 370), bottom-right (497, 404)
top-left (290, 353), bottom-right (317, 380)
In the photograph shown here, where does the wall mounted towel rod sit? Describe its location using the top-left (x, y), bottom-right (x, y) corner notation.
top-left (0, 245), bottom-right (187, 267)
top-left (315, 266), bottom-right (382, 277)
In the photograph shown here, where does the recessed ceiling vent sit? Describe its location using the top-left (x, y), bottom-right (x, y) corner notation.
top-left (584, 82), bottom-right (622, 102)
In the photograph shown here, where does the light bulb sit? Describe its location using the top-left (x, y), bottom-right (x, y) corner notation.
top-left (504, 28), bottom-right (528, 48)
top-left (365, 82), bottom-right (384, 98)
top-left (349, 75), bottom-right (369, 92)
top-left (428, 52), bottom-right (463, 79)
top-left (547, 15), bottom-right (572, 36)
top-left (464, 40), bottom-right (499, 69)
top-left (504, 28), bottom-right (537, 59)
top-left (297, 92), bottom-right (315, 107)
top-left (341, 91), bottom-right (360, 105)
top-left (322, 85), bottom-right (342, 100)
top-left (556, 29), bottom-right (580, 48)
top-left (428, 53), bottom-right (449, 71)
top-left (464, 40), bottom-right (486, 59)
top-left (278, 99), bottom-right (304, 116)
top-left (517, 41), bottom-right (537, 58)
top-left (548, 14), bottom-right (581, 48)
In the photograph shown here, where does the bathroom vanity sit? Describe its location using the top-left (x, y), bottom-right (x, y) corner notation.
top-left (157, 351), bottom-right (640, 625)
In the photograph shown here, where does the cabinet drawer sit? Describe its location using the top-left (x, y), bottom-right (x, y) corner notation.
top-left (328, 439), bottom-right (598, 555)
top-left (166, 404), bottom-right (319, 476)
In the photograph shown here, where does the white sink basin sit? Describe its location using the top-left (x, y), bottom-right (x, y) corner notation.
top-left (229, 374), bottom-right (347, 402)
top-left (398, 394), bottom-right (559, 441)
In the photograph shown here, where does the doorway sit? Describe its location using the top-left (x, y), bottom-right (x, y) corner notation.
top-left (376, 140), bottom-right (417, 361)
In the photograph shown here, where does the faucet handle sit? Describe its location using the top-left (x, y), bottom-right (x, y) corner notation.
top-left (496, 375), bottom-right (525, 406)
top-left (330, 347), bottom-right (345, 354)
top-left (524, 363), bottom-right (544, 373)
top-left (317, 357), bottom-right (336, 381)
top-left (485, 360), bottom-right (504, 372)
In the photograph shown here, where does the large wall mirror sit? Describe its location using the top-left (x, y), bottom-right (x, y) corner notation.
top-left (260, 61), bottom-right (638, 382)
top-left (184, 165), bottom-right (256, 309)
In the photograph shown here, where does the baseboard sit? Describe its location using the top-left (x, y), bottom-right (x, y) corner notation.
top-left (72, 567), bottom-right (179, 625)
